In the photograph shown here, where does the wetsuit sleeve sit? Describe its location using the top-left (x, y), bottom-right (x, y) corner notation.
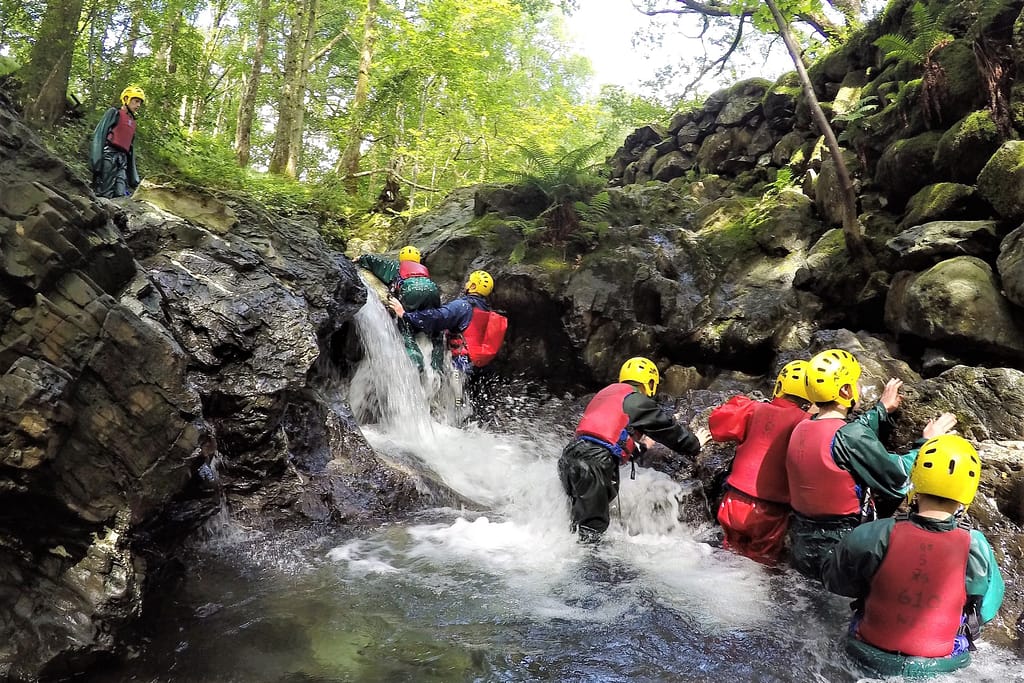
top-left (354, 254), bottom-right (399, 283)
top-left (404, 298), bottom-right (472, 334)
top-left (967, 530), bottom-right (1005, 624)
top-left (821, 517), bottom-right (894, 598)
top-left (622, 391), bottom-right (701, 458)
top-left (708, 394), bottom-right (756, 442)
top-left (90, 108), bottom-right (118, 172)
top-left (832, 404), bottom-right (913, 507)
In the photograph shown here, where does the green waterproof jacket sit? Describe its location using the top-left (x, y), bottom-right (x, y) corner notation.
top-left (89, 106), bottom-right (141, 188)
top-left (822, 514), bottom-right (1005, 624)
top-left (832, 403), bottom-right (918, 512)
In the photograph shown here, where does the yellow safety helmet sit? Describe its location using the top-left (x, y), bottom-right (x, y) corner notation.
top-left (910, 434), bottom-right (981, 507)
top-left (120, 85), bottom-right (146, 106)
top-left (619, 357), bottom-right (660, 397)
top-left (805, 348), bottom-right (861, 407)
top-left (465, 270), bottom-right (494, 297)
top-left (398, 246), bottom-right (421, 263)
top-left (773, 359), bottom-right (810, 401)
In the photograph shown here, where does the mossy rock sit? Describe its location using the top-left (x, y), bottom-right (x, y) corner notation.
top-left (933, 110), bottom-right (1003, 185)
top-left (899, 183), bottom-right (987, 229)
top-left (932, 40), bottom-right (984, 127)
top-left (874, 131), bottom-right (945, 206)
top-left (977, 140), bottom-right (1024, 221)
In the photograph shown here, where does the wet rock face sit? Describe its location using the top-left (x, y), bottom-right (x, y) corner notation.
top-left (0, 90), bottom-right (425, 678)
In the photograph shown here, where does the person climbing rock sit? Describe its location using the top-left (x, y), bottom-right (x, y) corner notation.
top-left (557, 356), bottom-right (710, 542)
top-left (785, 348), bottom-right (957, 580)
top-left (356, 246), bottom-right (442, 372)
top-left (709, 359), bottom-right (813, 564)
top-left (90, 85), bottom-right (145, 198)
top-left (388, 269), bottom-right (506, 374)
top-left (822, 435), bottom-right (1004, 678)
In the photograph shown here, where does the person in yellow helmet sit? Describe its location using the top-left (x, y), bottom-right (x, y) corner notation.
top-left (556, 356), bottom-right (710, 542)
top-left (356, 246), bottom-right (441, 372)
top-left (707, 359), bottom-right (813, 564)
top-left (785, 348), bottom-right (957, 580)
top-left (90, 85), bottom-right (145, 198)
top-left (388, 269), bottom-right (506, 374)
top-left (823, 435), bottom-right (1004, 678)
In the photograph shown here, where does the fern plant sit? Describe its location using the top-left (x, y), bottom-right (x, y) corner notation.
top-left (874, 2), bottom-right (955, 127)
top-left (505, 141), bottom-right (607, 244)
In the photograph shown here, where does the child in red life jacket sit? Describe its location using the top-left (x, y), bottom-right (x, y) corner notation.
top-left (557, 357), bottom-right (711, 542)
top-left (388, 270), bottom-right (506, 374)
top-left (785, 348), bottom-right (957, 581)
top-left (822, 435), bottom-right (1004, 678)
top-left (356, 246), bottom-right (442, 372)
top-left (90, 86), bottom-right (145, 198)
top-left (709, 360), bottom-right (812, 564)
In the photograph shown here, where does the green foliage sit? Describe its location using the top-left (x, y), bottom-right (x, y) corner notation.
top-left (873, 2), bottom-right (954, 66)
top-left (834, 94), bottom-right (880, 144)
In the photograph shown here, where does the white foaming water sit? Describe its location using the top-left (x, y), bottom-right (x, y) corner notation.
top-left (336, 292), bottom-right (776, 632)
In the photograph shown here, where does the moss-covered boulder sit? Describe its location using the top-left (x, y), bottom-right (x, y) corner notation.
top-left (933, 111), bottom-right (1003, 185)
top-left (886, 219), bottom-right (999, 270)
top-left (931, 40), bottom-right (985, 126)
top-left (884, 256), bottom-right (1024, 360)
top-left (763, 72), bottom-right (801, 131)
top-left (997, 224), bottom-right (1024, 308)
top-left (815, 149), bottom-right (861, 228)
top-left (978, 140), bottom-right (1024, 221)
top-left (874, 131), bottom-right (945, 207)
top-left (899, 182), bottom-right (988, 229)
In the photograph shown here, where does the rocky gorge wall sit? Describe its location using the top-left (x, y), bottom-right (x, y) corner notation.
top-left (0, 89), bottom-right (431, 680)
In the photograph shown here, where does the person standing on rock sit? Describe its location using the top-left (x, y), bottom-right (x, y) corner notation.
top-left (557, 356), bottom-right (711, 542)
top-left (388, 269), bottom-right (506, 375)
top-left (90, 86), bottom-right (145, 198)
top-left (785, 348), bottom-right (957, 580)
top-left (357, 246), bottom-right (442, 372)
top-left (822, 435), bottom-right (1004, 678)
top-left (708, 359), bottom-right (813, 564)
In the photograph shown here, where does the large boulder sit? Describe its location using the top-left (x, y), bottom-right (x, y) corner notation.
top-left (997, 224), bottom-right (1024, 308)
top-left (933, 111), bottom-right (1003, 185)
top-left (884, 256), bottom-right (1024, 360)
top-left (977, 140), bottom-right (1024, 221)
top-left (886, 220), bottom-right (1000, 270)
top-left (875, 132), bottom-right (945, 208)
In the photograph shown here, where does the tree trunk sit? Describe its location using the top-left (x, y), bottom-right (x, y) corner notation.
top-left (268, 0), bottom-right (311, 176)
top-left (20, 0), bottom-right (85, 128)
top-left (336, 0), bottom-right (379, 193)
top-left (764, 0), bottom-right (866, 259)
top-left (285, 0), bottom-right (319, 177)
top-left (235, 0), bottom-right (272, 167)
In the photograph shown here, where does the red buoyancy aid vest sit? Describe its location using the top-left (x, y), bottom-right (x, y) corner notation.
top-left (106, 107), bottom-right (137, 152)
top-left (786, 417), bottom-right (860, 517)
top-left (398, 260), bottom-right (430, 280)
top-left (858, 521), bottom-right (971, 657)
top-left (575, 383), bottom-right (638, 462)
top-left (450, 303), bottom-right (507, 368)
top-left (727, 397), bottom-right (810, 505)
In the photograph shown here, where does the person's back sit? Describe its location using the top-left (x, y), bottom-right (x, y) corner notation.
top-left (711, 360), bottom-right (810, 563)
top-left (822, 435), bottom-right (1005, 677)
top-left (784, 348), bottom-right (957, 580)
top-left (355, 246), bottom-right (441, 372)
top-left (558, 357), bottom-right (708, 541)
